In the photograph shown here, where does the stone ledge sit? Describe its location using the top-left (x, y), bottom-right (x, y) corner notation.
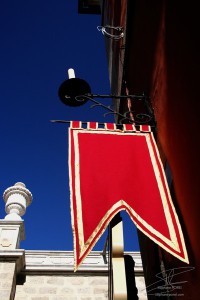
top-left (0, 249), bottom-right (25, 273)
top-left (0, 250), bottom-right (144, 276)
top-left (22, 250), bottom-right (144, 276)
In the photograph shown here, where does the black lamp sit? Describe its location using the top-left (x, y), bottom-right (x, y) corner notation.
top-left (57, 69), bottom-right (155, 126)
top-left (58, 69), bottom-right (91, 106)
top-left (58, 68), bottom-right (142, 107)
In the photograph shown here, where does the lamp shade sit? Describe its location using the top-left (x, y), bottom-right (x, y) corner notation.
top-left (58, 78), bottom-right (91, 106)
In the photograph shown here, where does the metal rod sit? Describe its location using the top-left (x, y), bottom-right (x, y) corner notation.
top-left (50, 120), bottom-right (124, 126)
top-left (88, 93), bottom-right (145, 99)
top-left (50, 120), bottom-right (156, 128)
top-left (75, 95), bottom-right (152, 124)
top-left (53, 94), bottom-right (155, 125)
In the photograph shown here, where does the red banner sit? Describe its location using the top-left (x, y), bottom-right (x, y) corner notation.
top-left (69, 121), bottom-right (189, 270)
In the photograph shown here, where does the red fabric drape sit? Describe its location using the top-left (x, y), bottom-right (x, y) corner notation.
top-left (69, 121), bottom-right (188, 270)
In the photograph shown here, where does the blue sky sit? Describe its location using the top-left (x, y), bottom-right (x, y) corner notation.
top-left (0, 0), bottom-right (139, 252)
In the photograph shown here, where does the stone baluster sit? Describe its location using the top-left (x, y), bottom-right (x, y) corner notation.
top-left (0, 182), bottom-right (32, 300)
top-left (3, 182), bottom-right (32, 221)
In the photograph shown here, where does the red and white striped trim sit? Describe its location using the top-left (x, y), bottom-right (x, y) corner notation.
top-left (70, 121), bottom-right (82, 129)
top-left (140, 125), bottom-right (151, 132)
top-left (104, 123), bottom-right (116, 130)
top-left (123, 124), bottom-right (137, 132)
top-left (87, 122), bottom-right (98, 130)
top-left (70, 121), bottom-right (152, 132)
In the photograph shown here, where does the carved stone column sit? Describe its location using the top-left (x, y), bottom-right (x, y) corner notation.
top-left (0, 182), bottom-right (32, 300)
top-left (0, 182), bottom-right (32, 249)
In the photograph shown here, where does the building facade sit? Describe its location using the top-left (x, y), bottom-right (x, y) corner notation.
top-left (93, 0), bottom-right (199, 299)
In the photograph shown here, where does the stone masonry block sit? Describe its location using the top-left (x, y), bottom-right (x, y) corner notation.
top-left (59, 287), bottom-right (74, 294)
top-left (31, 297), bottom-right (50, 300)
top-left (93, 287), bottom-right (108, 297)
top-left (14, 297), bottom-right (28, 300)
top-left (52, 297), bottom-right (77, 300)
top-left (39, 286), bottom-right (57, 294)
top-left (46, 276), bottom-right (64, 285)
top-left (77, 287), bottom-right (92, 294)
top-left (88, 278), bottom-right (108, 285)
top-left (14, 285), bottom-right (24, 294)
top-left (68, 277), bottom-right (85, 285)
top-left (0, 289), bottom-right (11, 299)
top-left (0, 272), bottom-right (12, 280)
top-left (0, 281), bottom-right (13, 289)
top-left (0, 262), bottom-right (16, 300)
top-left (23, 286), bottom-right (37, 294)
top-left (3, 262), bottom-right (16, 272)
top-left (26, 276), bottom-right (45, 284)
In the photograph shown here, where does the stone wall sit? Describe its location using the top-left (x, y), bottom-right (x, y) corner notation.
top-left (0, 242), bottom-right (147, 300)
top-left (13, 250), bottom-right (147, 300)
top-left (0, 262), bottom-right (16, 300)
top-left (15, 275), bottom-right (108, 300)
